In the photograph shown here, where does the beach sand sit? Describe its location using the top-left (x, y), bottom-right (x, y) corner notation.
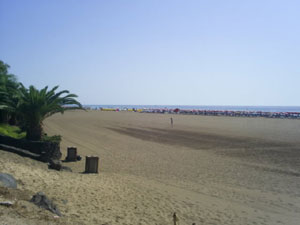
top-left (1, 111), bottom-right (300, 224)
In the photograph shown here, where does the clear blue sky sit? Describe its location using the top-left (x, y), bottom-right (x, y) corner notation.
top-left (1, 0), bottom-right (299, 105)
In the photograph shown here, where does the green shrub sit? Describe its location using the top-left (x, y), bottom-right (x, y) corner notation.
top-left (0, 124), bottom-right (26, 139)
top-left (41, 135), bottom-right (62, 143)
top-left (0, 124), bottom-right (61, 143)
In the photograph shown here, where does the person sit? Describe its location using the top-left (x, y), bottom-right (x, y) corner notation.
top-left (170, 117), bottom-right (173, 128)
top-left (173, 212), bottom-right (178, 225)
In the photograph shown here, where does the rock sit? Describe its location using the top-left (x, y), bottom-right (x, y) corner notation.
top-left (49, 160), bottom-right (72, 172)
top-left (0, 173), bottom-right (17, 189)
top-left (61, 166), bottom-right (72, 172)
top-left (48, 159), bottom-right (62, 171)
top-left (0, 134), bottom-right (62, 161)
top-left (30, 192), bottom-right (62, 216)
top-left (0, 200), bottom-right (15, 206)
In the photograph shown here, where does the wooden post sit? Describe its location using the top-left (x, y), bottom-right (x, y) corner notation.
top-left (85, 156), bottom-right (99, 173)
top-left (66, 147), bottom-right (77, 161)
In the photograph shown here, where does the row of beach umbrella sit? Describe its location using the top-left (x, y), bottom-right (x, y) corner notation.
top-left (140, 108), bottom-right (300, 119)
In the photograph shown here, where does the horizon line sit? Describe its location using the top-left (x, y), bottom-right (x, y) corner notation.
top-left (82, 104), bottom-right (300, 107)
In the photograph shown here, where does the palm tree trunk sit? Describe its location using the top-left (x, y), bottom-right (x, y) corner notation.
top-left (26, 124), bottom-right (43, 141)
top-left (8, 113), bottom-right (17, 125)
top-left (0, 110), bottom-right (9, 123)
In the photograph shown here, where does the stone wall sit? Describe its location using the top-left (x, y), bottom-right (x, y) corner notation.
top-left (0, 134), bottom-right (62, 162)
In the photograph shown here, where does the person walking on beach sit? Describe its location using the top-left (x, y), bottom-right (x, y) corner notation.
top-left (170, 117), bottom-right (173, 128)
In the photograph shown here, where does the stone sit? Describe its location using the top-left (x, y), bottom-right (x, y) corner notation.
top-left (0, 173), bottom-right (17, 189)
top-left (48, 159), bottom-right (62, 171)
top-left (0, 144), bottom-right (41, 161)
top-left (61, 166), bottom-right (72, 172)
top-left (0, 201), bottom-right (14, 206)
top-left (30, 192), bottom-right (62, 216)
top-left (0, 134), bottom-right (62, 161)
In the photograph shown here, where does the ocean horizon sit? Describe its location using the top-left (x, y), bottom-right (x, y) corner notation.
top-left (84, 105), bottom-right (300, 113)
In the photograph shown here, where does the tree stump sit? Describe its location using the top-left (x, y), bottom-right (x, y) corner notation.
top-left (66, 147), bottom-right (77, 161)
top-left (85, 156), bottom-right (99, 173)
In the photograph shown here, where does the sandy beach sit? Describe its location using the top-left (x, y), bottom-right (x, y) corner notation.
top-left (1, 110), bottom-right (300, 225)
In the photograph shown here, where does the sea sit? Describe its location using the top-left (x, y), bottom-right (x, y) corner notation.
top-left (84, 105), bottom-right (300, 113)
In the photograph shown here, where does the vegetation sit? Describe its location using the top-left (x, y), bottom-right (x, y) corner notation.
top-left (0, 61), bottom-right (20, 124)
top-left (17, 84), bottom-right (82, 140)
top-left (41, 135), bottom-right (62, 143)
top-left (0, 60), bottom-right (83, 141)
top-left (0, 123), bottom-right (26, 139)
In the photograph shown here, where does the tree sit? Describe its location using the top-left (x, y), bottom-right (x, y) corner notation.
top-left (0, 61), bottom-right (20, 123)
top-left (17, 84), bottom-right (83, 141)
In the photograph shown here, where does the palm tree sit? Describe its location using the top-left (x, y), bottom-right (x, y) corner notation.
top-left (17, 84), bottom-right (83, 141)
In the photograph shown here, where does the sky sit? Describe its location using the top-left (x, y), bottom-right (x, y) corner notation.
top-left (0, 0), bottom-right (300, 106)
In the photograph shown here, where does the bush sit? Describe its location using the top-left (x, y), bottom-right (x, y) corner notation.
top-left (0, 124), bottom-right (26, 139)
top-left (41, 135), bottom-right (62, 143)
